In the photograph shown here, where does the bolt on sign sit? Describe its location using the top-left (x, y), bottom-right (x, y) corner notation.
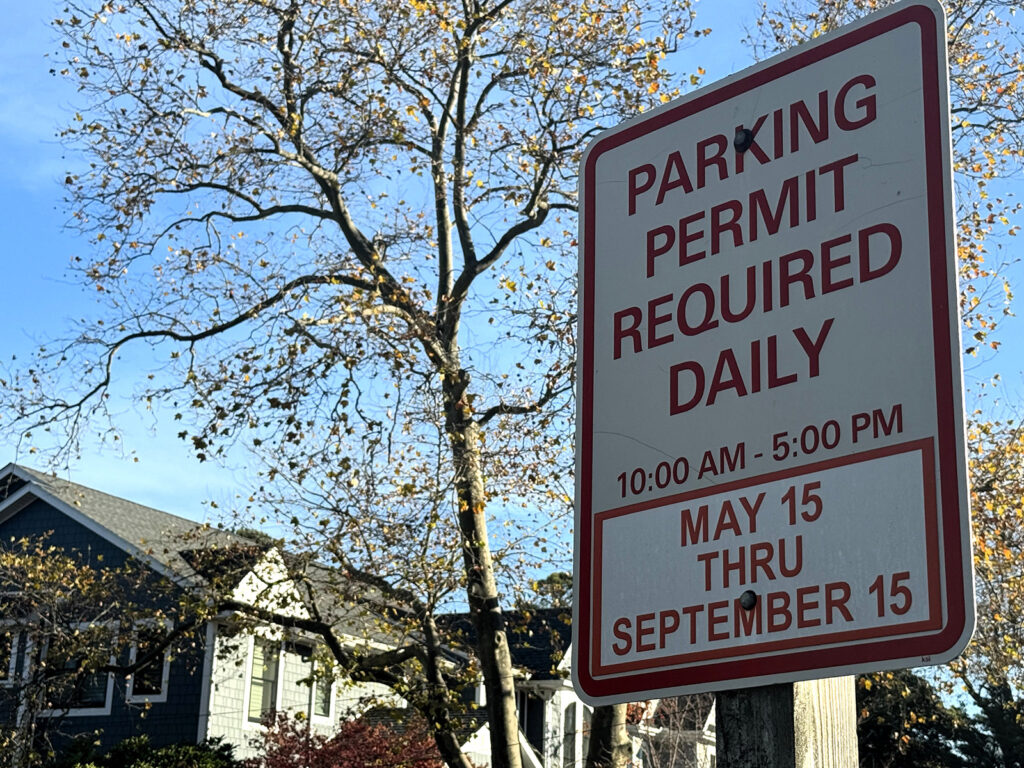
top-left (573, 0), bottom-right (974, 704)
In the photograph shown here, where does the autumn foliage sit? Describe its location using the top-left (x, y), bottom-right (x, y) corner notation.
top-left (249, 714), bottom-right (444, 768)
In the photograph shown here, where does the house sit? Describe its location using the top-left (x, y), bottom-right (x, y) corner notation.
top-left (442, 609), bottom-right (582, 768)
top-left (441, 609), bottom-right (700, 768)
top-left (0, 464), bottom-right (715, 767)
top-left (441, 612), bottom-right (718, 768)
top-left (0, 463), bottom-right (400, 760)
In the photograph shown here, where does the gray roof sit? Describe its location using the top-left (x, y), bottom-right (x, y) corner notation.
top-left (0, 465), bottom-right (441, 648)
top-left (0, 463), bottom-right (255, 583)
top-left (438, 607), bottom-right (571, 680)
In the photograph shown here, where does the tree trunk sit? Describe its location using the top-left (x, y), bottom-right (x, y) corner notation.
top-left (422, 616), bottom-right (477, 768)
top-left (585, 704), bottom-right (633, 768)
top-left (445, 369), bottom-right (522, 768)
top-left (433, 725), bottom-right (477, 768)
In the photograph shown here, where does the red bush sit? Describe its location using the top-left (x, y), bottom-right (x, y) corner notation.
top-left (250, 712), bottom-right (445, 768)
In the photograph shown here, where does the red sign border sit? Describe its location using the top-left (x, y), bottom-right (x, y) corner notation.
top-left (576, 2), bottom-right (968, 700)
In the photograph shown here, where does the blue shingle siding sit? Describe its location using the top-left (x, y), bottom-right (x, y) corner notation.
top-left (86, 633), bottom-right (205, 746)
top-left (0, 497), bottom-right (129, 569)
top-left (53, 640), bottom-right (206, 750)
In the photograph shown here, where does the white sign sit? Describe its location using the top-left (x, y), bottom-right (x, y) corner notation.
top-left (573, 0), bottom-right (973, 704)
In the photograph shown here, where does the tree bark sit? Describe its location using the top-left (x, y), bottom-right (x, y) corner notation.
top-left (422, 615), bottom-right (476, 768)
top-left (585, 704), bottom-right (633, 768)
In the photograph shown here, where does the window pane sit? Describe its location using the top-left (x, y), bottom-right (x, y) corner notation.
top-left (313, 676), bottom-right (331, 718)
top-left (248, 642), bottom-right (279, 722)
top-left (0, 632), bottom-right (11, 681)
top-left (132, 662), bottom-right (164, 696)
top-left (131, 626), bottom-right (166, 697)
top-left (563, 703), bottom-right (576, 768)
top-left (46, 635), bottom-right (110, 710)
top-left (582, 706), bottom-right (592, 764)
top-left (248, 679), bottom-right (267, 721)
top-left (298, 646), bottom-right (330, 719)
top-left (75, 670), bottom-right (108, 708)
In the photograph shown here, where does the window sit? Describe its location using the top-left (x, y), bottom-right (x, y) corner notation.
top-left (516, 690), bottom-right (544, 755)
top-left (581, 705), bottom-right (593, 766)
top-left (312, 668), bottom-right (332, 719)
top-left (248, 640), bottom-right (280, 723)
top-left (562, 703), bottom-right (577, 768)
top-left (296, 643), bottom-right (333, 720)
top-left (127, 622), bottom-right (170, 702)
top-left (44, 628), bottom-right (115, 714)
top-left (65, 668), bottom-right (108, 709)
top-left (0, 630), bottom-right (16, 684)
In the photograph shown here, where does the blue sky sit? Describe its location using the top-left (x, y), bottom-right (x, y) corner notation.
top-left (0, 1), bottom-right (252, 517)
top-left (0, 0), bottom-right (1020, 521)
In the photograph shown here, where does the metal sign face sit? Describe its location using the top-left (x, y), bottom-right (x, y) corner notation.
top-left (573, 0), bottom-right (973, 704)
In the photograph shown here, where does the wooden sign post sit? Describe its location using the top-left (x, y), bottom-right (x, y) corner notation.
top-left (717, 678), bottom-right (857, 767)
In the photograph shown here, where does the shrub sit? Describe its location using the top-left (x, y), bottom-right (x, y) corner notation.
top-left (251, 713), bottom-right (444, 768)
top-left (62, 735), bottom-right (240, 768)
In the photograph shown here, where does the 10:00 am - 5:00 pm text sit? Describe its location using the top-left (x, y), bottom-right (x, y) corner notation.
top-left (614, 402), bottom-right (903, 499)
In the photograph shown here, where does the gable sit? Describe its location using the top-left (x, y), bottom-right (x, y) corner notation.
top-left (0, 465), bottom-right (263, 584)
top-left (232, 548), bottom-right (311, 620)
top-left (0, 495), bottom-right (130, 569)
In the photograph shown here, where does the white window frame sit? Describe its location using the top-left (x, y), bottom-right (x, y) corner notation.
top-left (39, 623), bottom-right (117, 718)
top-left (308, 655), bottom-right (335, 725)
top-left (126, 619), bottom-right (172, 705)
top-left (288, 640), bottom-right (336, 724)
top-left (241, 635), bottom-right (284, 732)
